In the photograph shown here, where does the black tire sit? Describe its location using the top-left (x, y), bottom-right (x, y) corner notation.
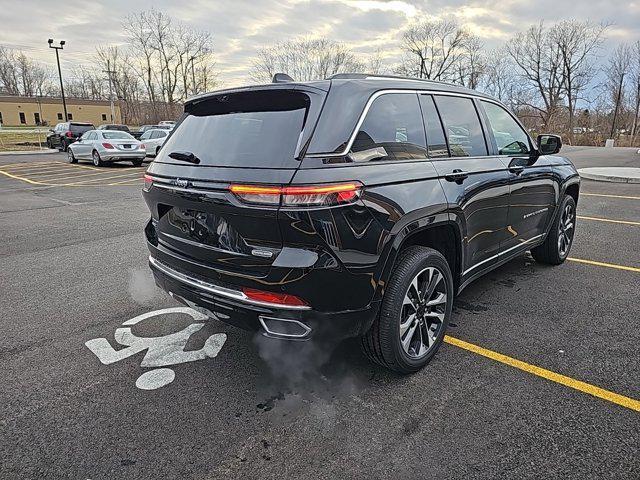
top-left (531, 195), bottom-right (576, 265)
top-left (92, 150), bottom-right (103, 167)
top-left (59, 139), bottom-right (67, 152)
top-left (131, 159), bottom-right (143, 167)
top-left (46, 138), bottom-right (53, 149)
top-left (361, 246), bottom-right (454, 374)
top-left (155, 146), bottom-right (161, 157)
top-left (67, 149), bottom-right (77, 164)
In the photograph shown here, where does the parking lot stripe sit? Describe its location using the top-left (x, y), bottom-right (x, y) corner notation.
top-left (444, 335), bottom-right (640, 412)
top-left (53, 171), bottom-right (144, 185)
top-left (577, 215), bottom-right (640, 226)
top-left (567, 257), bottom-right (640, 273)
top-left (0, 169), bottom-right (47, 185)
top-left (108, 177), bottom-right (144, 185)
top-left (582, 193), bottom-right (640, 201)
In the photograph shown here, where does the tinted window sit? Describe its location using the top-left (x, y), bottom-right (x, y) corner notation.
top-left (70, 123), bottom-right (94, 134)
top-left (481, 101), bottom-right (530, 155)
top-left (160, 90), bottom-right (310, 168)
top-left (350, 93), bottom-right (426, 162)
top-left (434, 96), bottom-right (487, 157)
top-left (419, 95), bottom-right (449, 158)
top-left (103, 131), bottom-right (134, 140)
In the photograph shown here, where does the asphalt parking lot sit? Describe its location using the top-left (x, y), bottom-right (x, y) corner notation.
top-left (1, 147), bottom-right (638, 479)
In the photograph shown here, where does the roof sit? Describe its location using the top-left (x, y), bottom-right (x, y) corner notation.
top-left (0, 95), bottom-right (118, 107)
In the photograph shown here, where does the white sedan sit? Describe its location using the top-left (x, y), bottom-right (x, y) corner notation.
top-left (139, 128), bottom-right (170, 157)
top-left (68, 130), bottom-right (146, 167)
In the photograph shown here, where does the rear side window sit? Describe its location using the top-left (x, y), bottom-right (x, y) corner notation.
top-left (481, 101), bottom-right (531, 155)
top-left (434, 96), bottom-right (487, 157)
top-left (419, 95), bottom-right (449, 158)
top-left (159, 90), bottom-right (310, 168)
top-left (350, 93), bottom-right (426, 162)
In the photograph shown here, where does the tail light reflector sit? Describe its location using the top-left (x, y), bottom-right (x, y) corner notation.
top-left (229, 182), bottom-right (362, 207)
top-left (65, 131), bottom-right (73, 138)
top-left (242, 287), bottom-right (308, 307)
top-left (102, 142), bottom-right (115, 149)
top-left (143, 173), bottom-right (153, 191)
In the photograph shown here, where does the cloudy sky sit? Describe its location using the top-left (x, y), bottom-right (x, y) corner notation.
top-left (1, 0), bottom-right (639, 87)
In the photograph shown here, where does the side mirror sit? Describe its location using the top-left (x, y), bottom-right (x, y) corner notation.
top-left (537, 134), bottom-right (562, 155)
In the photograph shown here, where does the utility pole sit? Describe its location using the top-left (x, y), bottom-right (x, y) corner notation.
top-left (103, 60), bottom-right (117, 123)
top-left (610, 72), bottom-right (625, 139)
top-left (48, 39), bottom-right (68, 121)
top-left (189, 56), bottom-right (196, 95)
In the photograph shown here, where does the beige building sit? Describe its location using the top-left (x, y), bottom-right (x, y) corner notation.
top-left (0, 95), bottom-right (122, 127)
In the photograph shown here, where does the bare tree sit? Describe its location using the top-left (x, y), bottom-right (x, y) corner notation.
top-left (630, 41), bottom-right (640, 143)
top-left (507, 22), bottom-right (565, 130)
top-left (552, 20), bottom-right (608, 142)
top-left (0, 46), bottom-right (54, 96)
top-left (604, 44), bottom-right (632, 139)
top-left (251, 38), bottom-right (365, 82)
top-left (481, 51), bottom-right (520, 109)
top-left (396, 19), bottom-right (470, 82)
top-left (455, 36), bottom-right (486, 89)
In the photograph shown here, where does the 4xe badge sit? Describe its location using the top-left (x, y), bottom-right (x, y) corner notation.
top-left (85, 307), bottom-right (226, 390)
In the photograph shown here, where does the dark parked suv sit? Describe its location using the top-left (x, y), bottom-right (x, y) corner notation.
top-left (47, 122), bottom-right (94, 151)
top-left (142, 74), bottom-right (579, 373)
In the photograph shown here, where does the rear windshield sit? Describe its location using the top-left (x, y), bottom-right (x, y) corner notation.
top-left (70, 123), bottom-right (94, 133)
top-left (158, 90), bottom-right (310, 168)
top-left (103, 131), bottom-right (134, 140)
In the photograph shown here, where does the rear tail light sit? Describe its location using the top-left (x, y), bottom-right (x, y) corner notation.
top-left (229, 182), bottom-right (362, 207)
top-left (102, 142), bottom-right (115, 149)
top-left (242, 287), bottom-right (308, 307)
top-left (140, 143), bottom-right (146, 149)
top-left (65, 131), bottom-right (73, 138)
top-left (143, 173), bottom-right (153, 191)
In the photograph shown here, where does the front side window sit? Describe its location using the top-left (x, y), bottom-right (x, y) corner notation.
top-left (434, 96), bottom-right (487, 157)
top-left (350, 93), bottom-right (426, 162)
top-left (481, 101), bottom-right (530, 156)
top-left (140, 131), bottom-right (151, 140)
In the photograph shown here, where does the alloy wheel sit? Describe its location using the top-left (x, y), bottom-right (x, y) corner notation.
top-left (558, 203), bottom-right (574, 257)
top-left (399, 267), bottom-right (448, 359)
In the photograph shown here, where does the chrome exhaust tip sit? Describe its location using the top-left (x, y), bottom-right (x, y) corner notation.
top-left (259, 316), bottom-right (312, 339)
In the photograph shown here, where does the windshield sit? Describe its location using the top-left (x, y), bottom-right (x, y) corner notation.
top-left (158, 90), bottom-right (310, 168)
top-left (103, 131), bottom-right (134, 140)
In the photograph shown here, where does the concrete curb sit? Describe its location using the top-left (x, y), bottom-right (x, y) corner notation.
top-left (578, 167), bottom-right (640, 184)
top-left (0, 149), bottom-right (59, 156)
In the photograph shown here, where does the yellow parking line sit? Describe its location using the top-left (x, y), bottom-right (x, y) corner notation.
top-left (567, 257), bottom-right (640, 273)
top-left (29, 167), bottom-right (144, 179)
top-left (445, 335), bottom-right (640, 412)
top-left (0, 169), bottom-right (48, 185)
top-left (582, 193), bottom-right (640, 201)
top-left (0, 161), bottom-right (60, 169)
top-left (577, 215), bottom-right (640, 226)
top-left (108, 177), bottom-right (144, 185)
top-left (53, 171), bottom-right (143, 185)
top-left (2, 164), bottom-right (70, 174)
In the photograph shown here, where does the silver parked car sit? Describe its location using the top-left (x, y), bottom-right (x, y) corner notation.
top-left (68, 130), bottom-right (146, 167)
top-left (139, 128), bottom-right (170, 157)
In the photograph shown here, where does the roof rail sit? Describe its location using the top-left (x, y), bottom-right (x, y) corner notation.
top-left (327, 72), bottom-right (454, 87)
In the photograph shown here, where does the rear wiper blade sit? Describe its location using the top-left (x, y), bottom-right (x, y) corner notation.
top-left (168, 151), bottom-right (201, 164)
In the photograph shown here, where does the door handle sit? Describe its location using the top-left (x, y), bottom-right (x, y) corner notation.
top-left (509, 165), bottom-right (525, 174)
top-left (445, 169), bottom-right (469, 183)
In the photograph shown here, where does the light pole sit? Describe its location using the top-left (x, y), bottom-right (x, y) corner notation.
top-left (48, 39), bottom-right (68, 121)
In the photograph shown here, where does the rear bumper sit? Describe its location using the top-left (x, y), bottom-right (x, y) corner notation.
top-left (103, 150), bottom-right (146, 161)
top-left (148, 253), bottom-right (379, 341)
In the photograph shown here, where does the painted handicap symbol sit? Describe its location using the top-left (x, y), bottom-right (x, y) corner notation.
top-left (85, 307), bottom-right (227, 390)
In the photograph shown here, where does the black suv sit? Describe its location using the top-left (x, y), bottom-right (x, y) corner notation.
top-left (47, 122), bottom-right (94, 151)
top-left (142, 74), bottom-right (579, 373)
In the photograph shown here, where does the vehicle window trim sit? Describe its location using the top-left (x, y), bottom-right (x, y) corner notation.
top-left (305, 89), bottom-right (530, 159)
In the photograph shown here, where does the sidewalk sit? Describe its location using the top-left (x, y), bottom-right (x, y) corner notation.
top-left (578, 167), bottom-right (640, 184)
top-left (0, 149), bottom-right (59, 156)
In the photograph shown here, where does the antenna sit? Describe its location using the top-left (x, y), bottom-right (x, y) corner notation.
top-left (272, 73), bottom-right (294, 83)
